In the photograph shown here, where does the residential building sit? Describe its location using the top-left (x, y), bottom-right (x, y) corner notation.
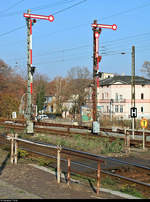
top-left (86, 74), bottom-right (150, 120)
top-left (44, 95), bottom-right (57, 113)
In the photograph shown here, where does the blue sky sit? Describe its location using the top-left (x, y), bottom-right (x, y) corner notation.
top-left (0, 0), bottom-right (150, 80)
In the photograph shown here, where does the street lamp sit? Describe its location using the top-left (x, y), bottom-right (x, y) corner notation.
top-left (119, 48), bottom-right (136, 138)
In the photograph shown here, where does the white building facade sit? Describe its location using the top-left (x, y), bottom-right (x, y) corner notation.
top-left (87, 75), bottom-right (150, 120)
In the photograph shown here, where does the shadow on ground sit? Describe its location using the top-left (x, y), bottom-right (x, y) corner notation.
top-left (0, 153), bottom-right (10, 175)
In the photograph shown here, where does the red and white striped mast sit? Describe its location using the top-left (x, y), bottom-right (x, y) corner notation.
top-left (24, 9), bottom-right (54, 134)
top-left (91, 20), bottom-right (117, 132)
top-left (25, 9), bottom-right (33, 134)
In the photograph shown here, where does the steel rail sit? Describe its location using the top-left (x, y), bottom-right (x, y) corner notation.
top-left (62, 147), bottom-right (150, 170)
top-left (1, 132), bottom-right (150, 171)
top-left (101, 170), bottom-right (150, 188)
top-left (1, 123), bottom-right (150, 150)
top-left (1, 133), bottom-right (150, 194)
top-left (18, 145), bottom-right (150, 189)
top-left (20, 146), bottom-right (96, 171)
top-left (1, 119), bottom-right (150, 136)
top-left (19, 147), bottom-right (57, 160)
top-left (15, 137), bottom-right (57, 150)
top-left (94, 155), bottom-right (150, 170)
top-left (1, 118), bottom-right (150, 136)
top-left (14, 136), bottom-right (150, 170)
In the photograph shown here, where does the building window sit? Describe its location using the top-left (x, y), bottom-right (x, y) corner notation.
top-left (105, 92), bottom-right (108, 99)
top-left (120, 95), bottom-right (123, 101)
top-left (141, 107), bottom-right (143, 113)
top-left (102, 93), bottom-right (104, 100)
top-left (120, 105), bottom-right (123, 113)
top-left (141, 93), bottom-right (144, 100)
top-left (107, 106), bottom-right (109, 113)
top-left (115, 93), bottom-right (118, 101)
top-left (115, 105), bottom-right (119, 113)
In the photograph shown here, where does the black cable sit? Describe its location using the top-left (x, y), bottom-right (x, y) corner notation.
top-left (0, 0), bottom-right (24, 14)
top-left (52, 0), bottom-right (87, 15)
top-left (101, 1), bottom-right (150, 21)
top-left (0, 25), bottom-right (25, 37)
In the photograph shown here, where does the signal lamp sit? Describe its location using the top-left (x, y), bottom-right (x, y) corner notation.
top-left (31, 66), bottom-right (36, 75)
top-left (48, 15), bottom-right (54, 22)
top-left (33, 19), bottom-right (36, 23)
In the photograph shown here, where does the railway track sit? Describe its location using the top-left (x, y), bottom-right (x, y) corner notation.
top-left (1, 118), bottom-right (150, 148)
top-left (0, 133), bottom-right (150, 198)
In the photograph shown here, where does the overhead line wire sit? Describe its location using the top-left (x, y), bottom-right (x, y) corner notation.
top-left (0, 25), bottom-right (25, 37)
top-left (0, 0), bottom-right (24, 14)
top-left (101, 1), bottom-right (150, 21)
top-left (52, 0), bottom-right (87, 15)
top-left (0, 0), bottom-right (87, 38)
top-left (31, 0), bottom-right (76, 12)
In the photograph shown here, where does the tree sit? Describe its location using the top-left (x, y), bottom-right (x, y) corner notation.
top-left (36, 84), bottom-right (46, 112)
top-left (33, 73), bottom-right (49, 113)
top-left (141, 61), bottom-right (150, 78)
top-left (66, 66), bottom-right (92, 119)
top-left (48, 76), bottom-right (68, 114)
top-left (0, 59), bottom-right (26, 118)
top-left (0, 93), bottom-right (20, 118)
top-left (0, 59), bottom-right (12, 92)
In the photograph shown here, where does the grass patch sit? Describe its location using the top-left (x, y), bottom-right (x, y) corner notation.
top-left (119, 184), bottom-right (144, 198)
top-left (101, 176), bottom-right (117, 186)
top-left (18, 132), bottom-right (125, 156)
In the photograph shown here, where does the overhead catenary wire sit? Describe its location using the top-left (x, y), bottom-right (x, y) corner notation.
top-left (0, 0), bottom-right (149, 45)
top-left (101, 1), bottom-right (150, 21)
top-left (1, 0), bottom-right (150, 75)
top-left (0, 0), bottom-right (87, 38)
top-left (0, 0), bottom-right (86, 18)
top-left (3, 38), bottom-right (150, 63)
top-left (52, 0), bottom-right (87, 15)
top-left (0, 0), bottom-right (24, 14)
top-left (0, 25), bottom-right (25, 38)
top-left (31, 0), bottom-right (77, 12)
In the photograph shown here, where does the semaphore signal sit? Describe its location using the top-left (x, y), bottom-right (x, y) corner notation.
top-left (91, 23), bottom-right (117, 30)
top-left (24, 10), bottom-right (54, 134)
top-left (24, 13), bottom-right (54, 22)
top-left (92, 20), bottom-right (117, 132)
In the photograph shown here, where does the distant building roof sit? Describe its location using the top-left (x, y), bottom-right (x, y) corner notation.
top-left (100, 75), bottom-right (150, 86)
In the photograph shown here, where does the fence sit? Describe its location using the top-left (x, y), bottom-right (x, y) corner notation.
top-left (7, 134), bottom-right (104, 195)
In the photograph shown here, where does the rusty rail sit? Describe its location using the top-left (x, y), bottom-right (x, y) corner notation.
top-left (7, 134), bottom-right (104, 195)
top-left (1, 119), bottom-right (150, 150)
top-left (1, 133), bottom-right (150, 196)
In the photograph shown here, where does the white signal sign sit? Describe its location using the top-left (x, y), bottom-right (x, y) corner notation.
top-left (24, 13), bottom-right (54, 22)
top-left (92, 23), bottom-right (117, 30)
top-left (130, 107), bottom-right (137, 118)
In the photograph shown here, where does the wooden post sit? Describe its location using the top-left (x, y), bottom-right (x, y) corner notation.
top-left (67, 127), bottom-right (70, 135)
top-left (124, 128), bottom-right (127, 152)
top-left (96, 160), bottom-right (101, 195)
top-left (143, 128), bottom-right (145, 150)
top-left (57, 145), bottom-right (62, 184)
top-left (126, 130), bottom-right (130, 153)
top-left (10, 134), bottom-right (14, 164)
top-left (14, 134), bottom-right (18, 165)
top-left (67, 157), bottom-right (71, 185)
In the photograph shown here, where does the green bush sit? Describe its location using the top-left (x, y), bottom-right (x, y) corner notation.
top-left (18, 149), bottom-right (29, 158)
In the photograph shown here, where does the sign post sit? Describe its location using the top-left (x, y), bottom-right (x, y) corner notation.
top-left (140, 118), bottom-right (148, 150)
top-left (91, 20), bottom-right (117, 134)
top-left (24, 10), bottom-right (54, 134)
